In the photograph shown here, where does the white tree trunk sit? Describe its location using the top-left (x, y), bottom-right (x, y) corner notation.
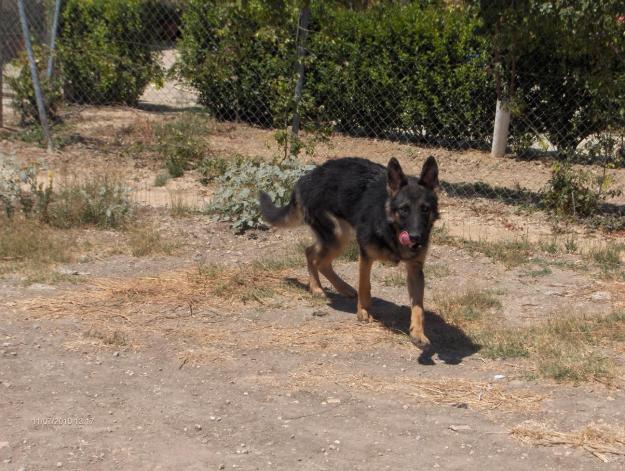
top-left (491, 99), bottom-right (511, 158)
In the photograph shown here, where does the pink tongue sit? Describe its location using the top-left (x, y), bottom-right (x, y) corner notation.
top-left (399, 231), bottom-right (413, 247)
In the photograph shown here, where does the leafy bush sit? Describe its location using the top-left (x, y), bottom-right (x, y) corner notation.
top-left (154, 112), bottom-right (214, 178)
top-left (45, 175), bottom-right (133, 229)
top-left (7, 49), bottom-right (63, 125)
top-left (541, 162), bottom-right (621, 218)
top-left (208, 158), bottom-right (314, 233)
top-left (307, 2), bottom-right (494, 145)
top-left (176, 0), bottom-right (298, 127)
top-left (176, 1), bottom-right (494, 146)
top-left (58, 0), bottom-right (163, 105)
top-left (477, 0), bottom-right (625, 153)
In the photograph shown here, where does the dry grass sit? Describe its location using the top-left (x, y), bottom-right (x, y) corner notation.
top-left (248, 364), bottom-right (546, 413)
top-left (0, 217), bottom-right (73, 275)
top-left (435, 288), bottom-right (625, 384)
top-left (511, 420), bottom-right (625, 462)
top-left (127, 224), bottom-right (178, 257)
top-left (433, 228), bottom-right (532, 267)
top-left (584, 242), bottom-right (625, 279)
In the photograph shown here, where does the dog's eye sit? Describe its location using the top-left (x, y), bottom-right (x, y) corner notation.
top-left (421, 205), bottom-right (430, 214)
top-left (398, 205), bottom-right (410, 214)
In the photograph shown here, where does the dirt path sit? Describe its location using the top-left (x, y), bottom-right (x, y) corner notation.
top-left (1, 215), bottom-right (624, 470)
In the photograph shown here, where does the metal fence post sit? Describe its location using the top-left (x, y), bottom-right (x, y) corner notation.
top-left (0, 49), bottom-right (4, 129)
top-left (47, 0), bottom-right (62, 79)
top-left (17, 0), bottom-right (53, 152)
top-left (290, 3), bottom-right (310, 154)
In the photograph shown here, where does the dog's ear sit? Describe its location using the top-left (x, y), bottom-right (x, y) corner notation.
top-left (419, 156), bottom-right (439, 190)
top-left (387, 157), bottom-right (407, 195)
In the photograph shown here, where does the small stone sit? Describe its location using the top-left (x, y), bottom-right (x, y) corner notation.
top-left (56, 462), bottom-right (63, 468)
top-left (219, 465), bottom-right (225, 470)
top-left (113, 352), bottom-right (120, 357)
top-left (591, 291), bottom-right (611, 301)
top-left (0, 442), bottom-right (8, 449)
top-left (195, 424), bottom-right (202, 431)
top-left (449, 425), bottom-right (472, 432)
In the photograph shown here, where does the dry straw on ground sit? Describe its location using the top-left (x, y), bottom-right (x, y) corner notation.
top-left (246, 365), bottom-right (547, 413)
top-left (511, 420), bottom-right (625, 462)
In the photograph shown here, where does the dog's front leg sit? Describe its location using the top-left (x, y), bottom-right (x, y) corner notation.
top-left (406, 262), bottom-right (430, 349)
top-left (357, 254), bottom-right (373, 322)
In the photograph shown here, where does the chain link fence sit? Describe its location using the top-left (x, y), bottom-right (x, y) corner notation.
top-left (1, 1), bottom-right (625, 234)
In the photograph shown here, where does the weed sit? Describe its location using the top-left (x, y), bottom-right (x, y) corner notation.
top-left (46, 174), bottom-right (133, 229)
top-left (0, 217), bottom-right (72, 274)
top-left (584, 242), bottom-right (624, 278)
top-left (154, 173), bottom-right (169, 187)
top-left (128, 225), bottom-right (177, 257)
top-left (154, 112), bottom-right (214, 178)
top-left (380, 272), bottom-right (404, 287)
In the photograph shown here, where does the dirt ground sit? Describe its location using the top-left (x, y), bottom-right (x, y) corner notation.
top-left (1, 102), bottom-right (625, 470)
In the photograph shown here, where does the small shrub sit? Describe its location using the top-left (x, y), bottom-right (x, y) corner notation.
top-left (154, 113), bottom-right (214, 178)
top-left (542, 159), bottom-right (622, 219)
top-left (198, 157), bottom-right (231, 185)
top-left (128, 225), bottom-right (177, 257)
top-left (7, 49), bottom-right (63, 125)
top-left (208, 157), bottom-right (314, 233)
top-left (58, 0), bottom-right (163, 105)
top-left (46, 175), bottom-right (133, 229)
top-left (154, 172), bottom-right (169, 187)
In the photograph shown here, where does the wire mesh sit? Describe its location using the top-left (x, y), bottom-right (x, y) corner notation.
top-left (1, 0), bottom-right (624, 235)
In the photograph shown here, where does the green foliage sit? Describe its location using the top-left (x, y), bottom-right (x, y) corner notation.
top-left (476, 0), bottom-right (625, 153)
top-left (198, 155), bottom-right (246, 185)
top-left (7, 49), bottom-right (63, 125)
top-left (176, 1), bottom-right (494, 147)
top-left (154, 112), bottom-right (214, 178)
top-left (1, 155), bottom-right (131, 229)
top-left (209, 157), bottom-right (314, 233)
top-left (307, 2), bottom-right (494, 146)
top-left (542, 162), bottom-right (621, 218)
top-left (154, 172), bottom-right (170, 187)
top-left (58, 0), bottom-right (163, 105)
top-left (176, 0), bottom-right (298, 127)
top-left (45, 175), bottom-right (133, 229)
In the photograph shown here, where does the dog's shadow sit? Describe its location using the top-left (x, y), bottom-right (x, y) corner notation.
top-left (328, 293), bottom-right (480, 365)
top-left (286, 279), bottom-right (479, 365)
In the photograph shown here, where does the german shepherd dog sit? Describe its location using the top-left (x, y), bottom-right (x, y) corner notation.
top-left (259, 156), bottom-right (439, 349)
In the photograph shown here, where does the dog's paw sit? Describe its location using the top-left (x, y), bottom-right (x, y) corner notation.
top-left (310, 286), bottom-right (326, 298)
top-left (357, 307), bottom-right (372, 322)
top-left (410, 330), bottom-right (431, 350)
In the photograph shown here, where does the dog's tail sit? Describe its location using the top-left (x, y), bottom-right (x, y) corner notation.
top-left (259, 190), bottom-right (303, 228)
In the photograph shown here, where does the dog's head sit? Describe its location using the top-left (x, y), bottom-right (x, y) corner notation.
top-left (385, 156), bottom-right (439, 249)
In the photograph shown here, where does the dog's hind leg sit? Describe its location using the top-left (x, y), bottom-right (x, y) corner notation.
top-left (305, 214), bottom-right (356, 298)
top-left (318, 216), bottom-right (356, 298)
top-left (305, 243), bottom-right (325, 297)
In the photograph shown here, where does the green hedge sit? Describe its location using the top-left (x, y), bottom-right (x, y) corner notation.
top-left (175, 1), bottom-right (625, 153)
top-left (176, 0), bottom-right (298, 126)
top-left (58, 0), bottom-right (163, 105)
top-left (307, 3), bottom-right (494, 145)
top-left (176, 1), bottom-right (494, 146)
